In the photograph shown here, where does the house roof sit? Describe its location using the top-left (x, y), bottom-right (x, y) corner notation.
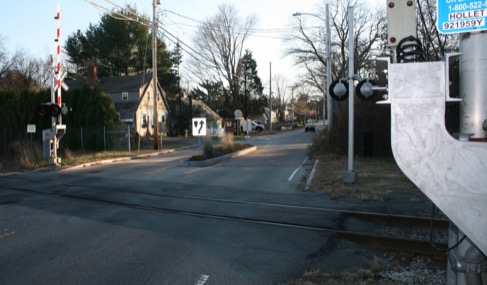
top-left (66, 73), bottom-right (153, 93)
top-left (66, 73), bottom-right (170, 122)
top-left (182, 97), bottom-right (222, 122)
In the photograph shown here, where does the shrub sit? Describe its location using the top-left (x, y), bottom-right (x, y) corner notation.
top-left (220, 132), bottom-right (234, 146)
top-left (203, 136), bottom-right (215, 157)
top-left (188, 134), bottom-right (252, 161)
top-left (5, 140), bottom-right (45, 170)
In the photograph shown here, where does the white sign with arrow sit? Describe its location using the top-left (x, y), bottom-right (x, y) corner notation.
top-left (192, 117), bottom-right (207, 136)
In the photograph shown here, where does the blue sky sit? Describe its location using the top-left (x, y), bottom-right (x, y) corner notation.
top-left (0, 0), bottom-right (381, 88)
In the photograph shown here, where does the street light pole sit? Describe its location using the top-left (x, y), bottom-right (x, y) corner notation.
top-left (292, 5), bottom-right (332, 128)
top-left (325, 4), bottom-right (332, 128)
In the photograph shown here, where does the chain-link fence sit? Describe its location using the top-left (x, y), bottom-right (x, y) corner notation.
top-left (62, 125), bottom-right (132, 152)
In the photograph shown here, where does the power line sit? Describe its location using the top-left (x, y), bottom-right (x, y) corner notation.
top-left (157, 20), bottom-right (213, 65)
top-left (83, 0), bottom-right (209, 67)
top-left (84, 0), bottom-right (150, 26)
top-left (163, 10), bottom-right (298, 34)
top-left (82, 0), bottom-right (287, 77)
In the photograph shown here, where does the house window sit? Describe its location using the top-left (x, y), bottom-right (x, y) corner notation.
top-left (142, 113), bottom-right (148, 127)
top-left (147, 92), bottom-right (150, 101)
top-left (122, 92), bottom-right (129, 101)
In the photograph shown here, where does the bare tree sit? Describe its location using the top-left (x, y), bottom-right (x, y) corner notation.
top-left (0, 37), bottom-right (23, 81)
top-left (286, 0), bottom-right (386, 92)
top-left (290, 84), bottom-right (323, 124)
top-left (286, 0), bottom-right (391, 156)
top-left (190, 4), bottom-right (258, 116)
top-left (0, 37), bottom-right (52, 91)
top-left (14, 55), bottom-right (52, 91)
top-left (272, 74), bottom-right (296, 122)
top-left (416, 0), bottom-right (458, 60)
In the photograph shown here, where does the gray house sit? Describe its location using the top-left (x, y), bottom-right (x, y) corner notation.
top-left (181, 94), bottom-right (224, 137)
top-left (67, 73), bottom-right (170, 137)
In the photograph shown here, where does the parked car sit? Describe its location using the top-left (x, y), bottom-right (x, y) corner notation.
top-left (251, 121), bottom-right (265, 132)
top-left (305, 124), bottom-right (315, 132)
top-left (241, 121), bottom-right (265, 133)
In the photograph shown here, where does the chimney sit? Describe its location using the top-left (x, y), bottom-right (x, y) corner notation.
top-left (87, 62), bottom-right (98, 86)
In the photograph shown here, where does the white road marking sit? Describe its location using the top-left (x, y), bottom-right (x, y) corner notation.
top-left (288, 165), bottom-right (302, 181)
top-left (288, 158), bottom-right (308, 181)
top-left (195, 274), bottom-right (209, 285)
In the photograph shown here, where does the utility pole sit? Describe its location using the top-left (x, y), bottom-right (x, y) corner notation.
top-left (291, 86), bottom-right (294, 122)
top-left (152, 0), bottom-right (160, 149)
top-left (244, 59), bottom-right (248, 119)
top-left (269, 62), bottom-right (272, 132)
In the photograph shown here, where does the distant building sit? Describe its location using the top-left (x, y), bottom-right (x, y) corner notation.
top-left (66, 73), bottom-right (170, 137)
top-left (181, 92), bottom-right (224, 137)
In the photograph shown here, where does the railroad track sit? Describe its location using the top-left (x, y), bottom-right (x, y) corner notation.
top-left (0, 176), bottom-right (448, 260)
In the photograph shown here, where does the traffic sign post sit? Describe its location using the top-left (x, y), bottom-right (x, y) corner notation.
top-left (27, 124), bottom-right (36, 152)
top-left (192, 118), bottom-right (206, 155)
top-left (234, 109), bottom-right (242, 136)
top-left (242, 119), bottom-right (252, 138)
top-left (192, 118), bottom-right (207, 136)
top-left (437, 0), bottom-right (487, 34)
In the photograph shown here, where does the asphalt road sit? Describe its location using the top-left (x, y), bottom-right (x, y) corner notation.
top-left (0, 127), bottom-right (346, 285)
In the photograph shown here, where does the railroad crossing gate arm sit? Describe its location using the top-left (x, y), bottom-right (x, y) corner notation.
top-left (389, 61), bottom-right (487, 255)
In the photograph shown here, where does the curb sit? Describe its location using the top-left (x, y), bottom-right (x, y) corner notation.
top-left (70, 144), bottom-right (198, 169)
top-left (305, 159), bottom-right (319, 191)
top-left (181, 146), bottom-right (257, 167)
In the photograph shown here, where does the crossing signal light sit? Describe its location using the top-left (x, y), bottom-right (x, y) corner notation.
top-left (36, 105), bottom-right (48, 117)
top-left (36, 103), bottom-right (69, 117)
top-left (49, 104), bottom-right (62, 117)
top-left (36, 104), bottom-right (49, 117)
top-left (329, 80), bottom-right (349, 101)
top-left (356, 80), bottom-right (377, 101)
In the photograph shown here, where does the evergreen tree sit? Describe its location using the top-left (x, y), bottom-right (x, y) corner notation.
top-left (163, 40), bottom-right (183, 101)
top-left (238, 50), bottom-right (264, 119)
top-left (64, 5), bottom-right (172, 79)
top-left (191, 80), bottom-right (227, 117)
top-left (63, 86), bottom-right (119, 127)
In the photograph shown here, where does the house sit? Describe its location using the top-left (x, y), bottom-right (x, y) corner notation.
top-left (180, 93), bottom-right (224, 137)
top-left (257, 107), bottom-right (277, 125)
top-left (66, 73), bottom-right (170, 137)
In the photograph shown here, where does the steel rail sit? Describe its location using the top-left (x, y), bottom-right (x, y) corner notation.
top-left (1, 180), bottom-right (448, 260)
top-left (0, 176), bottom-right (449, 230)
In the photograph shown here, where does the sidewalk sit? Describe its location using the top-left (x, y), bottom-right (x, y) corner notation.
top-left (68, 137), bottom-right (199, 169)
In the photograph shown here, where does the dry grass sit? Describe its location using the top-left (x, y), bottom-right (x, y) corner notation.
top-left (284, 254), bottom-right (446, 285)
top-left (190, 133), bottom-right (252, 161)
top-left (284, 131), bottom-right (440, 285)
top-left (0, 141), bottom-right (48, 172)
top-left (0, 139), bottom-right (188, 173)
top-left (307, 153), bottom-right (425, 202)
top-left (284, 256), bottom-right (387, 285)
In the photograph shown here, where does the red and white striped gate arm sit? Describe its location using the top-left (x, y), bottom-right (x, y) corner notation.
top-left (56, 3), bottom-right (61, 106)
